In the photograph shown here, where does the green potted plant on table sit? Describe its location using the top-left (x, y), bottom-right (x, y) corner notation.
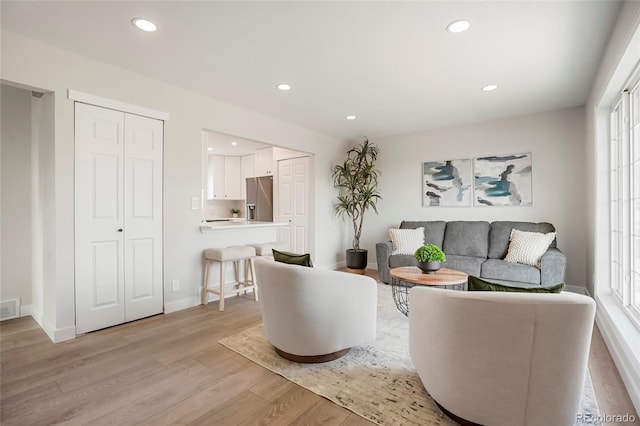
top-left (414, 244), bottom-right (446, 274)
top-left (332, 137), bottom-right (382, 272)
top-left (230, 208), bottom-right (240, 218)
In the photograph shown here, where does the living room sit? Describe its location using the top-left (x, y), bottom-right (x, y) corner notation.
top-left (1, 1), bottom-right (640, 424)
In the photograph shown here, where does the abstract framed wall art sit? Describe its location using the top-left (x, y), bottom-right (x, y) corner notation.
top-left (422, 159), bottom-right (473, 207)
top-left (474, 153), bottom-right (532, 206)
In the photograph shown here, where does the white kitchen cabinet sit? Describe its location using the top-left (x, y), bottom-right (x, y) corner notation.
top-left (241, 154), bottom-right (256, 199)
top-left (211, 155), bottom-right (225, 199)
top-left (256, 147), bottom-right (274, 176)
top-left (208, 155), bottom-right (243, 200)
top-left (224, 156), bottom-right (242, 199)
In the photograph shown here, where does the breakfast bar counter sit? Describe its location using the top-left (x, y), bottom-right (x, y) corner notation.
top-left (199, 220), bottom-right (289, 251)
top-left (200, 220), bottom-right (288, 232)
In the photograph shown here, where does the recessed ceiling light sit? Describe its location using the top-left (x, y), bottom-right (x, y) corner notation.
top-left (276, 84), bottom-right (291, 91)
top-left (131, 18), bottom-right (157, 32)
top-left (446, 20), bottom-right (470, 33)
top-left (207, 147), bottom-right (213, 151)
top-left (231, 141), bottom-right (238, 146)
top-left (481, 84), bottom-right (498, 92)
top-left (345, 115), bottom-right (357, 120)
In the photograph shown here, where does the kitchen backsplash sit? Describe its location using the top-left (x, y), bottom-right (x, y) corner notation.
top-left (205, 199), bottom-right (246, 219)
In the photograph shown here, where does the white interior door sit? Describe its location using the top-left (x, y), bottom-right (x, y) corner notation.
top-left (123, 113), bottom-right (163, 322)
top-left (278, 160), bottom-right (293, 250)
top-left (75, 103), bottom-right (125, 334)
top-left (278, 156), bottom-right (309, 253)
top-left (75, 104), bottom-right (163, 334)
top-left (292, 157), bottom-right (310, 252)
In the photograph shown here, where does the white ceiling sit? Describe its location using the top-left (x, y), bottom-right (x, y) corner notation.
top-left (205, 130), bottom-right (270, 156)
top-left (0, 1), bottom-right (622, 140)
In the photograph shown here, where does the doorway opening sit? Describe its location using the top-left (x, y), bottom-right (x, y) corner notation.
top-left (0, 81), bottom-right (54, 331)
top-left (201, 130), bottom-right (315, 255)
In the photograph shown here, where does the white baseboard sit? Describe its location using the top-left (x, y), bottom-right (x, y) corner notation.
top-left (164, 283), bottom-right (258, 314)
top-left (30, 306), bottom-right (43, 325)
top-left (164, 297), bottom-right (201, 314)
top-left (330, 261), bottom-right (377, 270)
top-left (595, 296), bottom-right (640, 414)
top-left (31, 313), bottom-right (76, 343)
top-left (566, 285), bottom-right (589, 296)
top-left (20, 304), bottom-right (32, 317)
top-left (53, 325), bottom-right (76, 342)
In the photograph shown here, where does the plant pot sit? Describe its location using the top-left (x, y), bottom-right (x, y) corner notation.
top-left (346, 249), bottom-right (368, 270)
top-left (232, 213), bottom-right (238, 218)
top-left (418, 261), bottom-right (441, 274)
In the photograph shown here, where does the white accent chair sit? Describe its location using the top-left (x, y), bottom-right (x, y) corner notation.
top-left (254, 256), bottom-right (377, 363)
top-left (409, 287), bottom-right (596, 426)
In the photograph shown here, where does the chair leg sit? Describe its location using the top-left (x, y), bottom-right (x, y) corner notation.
top-left (248, 258), bottom-right (258, 301)
top-left (233, 260), bottom-right (241, 296)
top-left (243, 259), bottom-right (251, 295)
top-left (219, 260), bottom-right (225, 312)
top-left (202, 260), bottom-right (211, 305)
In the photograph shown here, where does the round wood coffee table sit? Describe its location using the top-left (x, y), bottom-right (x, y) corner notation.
top-left (389, 267), bottom-right (468, 316)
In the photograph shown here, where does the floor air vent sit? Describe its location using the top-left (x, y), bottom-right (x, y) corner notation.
top-left (0, 298), bottom-right (20, 321)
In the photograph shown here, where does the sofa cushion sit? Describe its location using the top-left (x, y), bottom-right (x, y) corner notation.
top-left (488, 221), bottom-right (557, 259)
top-left (400, 221), bottom-right (446, 248)
top-left (389, 254), bottom-right (417, 268)
top-left (389, 227), bottom-right (424, 255)
top-left (442, 221), bottom-right (490, 258)
top-left (481, 258), bottom-right (540, 285)
top-left (505, 229), bottom-right (556, 267)
top-left (468, 275), bottom-right (564, 293)
top-left (443, 254), bottom-right (484, 277)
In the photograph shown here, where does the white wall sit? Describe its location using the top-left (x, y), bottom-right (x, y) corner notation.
top-left (0, 29), bottom-right (346, 341)
top-left (585, 1), bottom-right (640, 413)
top-left (366, 106), bottom-right (587, 288)
top-left (30, 92), bottom-right (55, 328)
top-left (0, 84), bottom-right (33, 312)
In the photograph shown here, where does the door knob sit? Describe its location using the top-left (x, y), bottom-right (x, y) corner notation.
top-left (117, 229), bottom-right (123, 232)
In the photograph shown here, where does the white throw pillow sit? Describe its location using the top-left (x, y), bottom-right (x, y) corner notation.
top-left (504, 229), bottom-right (556, 267)
top-left (389, 227), bottom-right (425, 255)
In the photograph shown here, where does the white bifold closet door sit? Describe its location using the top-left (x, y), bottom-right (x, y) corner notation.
top-left (75, 103), bottom-right (163, 334)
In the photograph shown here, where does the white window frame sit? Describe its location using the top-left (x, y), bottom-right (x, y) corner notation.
top-left (630, 78), bottom-right (640, 320)
top-left (610, 67), bottom-right (640, 328)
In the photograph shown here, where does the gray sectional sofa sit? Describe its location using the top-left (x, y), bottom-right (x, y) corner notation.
top-left (376, 221), bottom-right (566, 288)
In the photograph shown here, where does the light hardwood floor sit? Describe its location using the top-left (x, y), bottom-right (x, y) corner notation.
top-left (1, 273), bottom-right (638, 425)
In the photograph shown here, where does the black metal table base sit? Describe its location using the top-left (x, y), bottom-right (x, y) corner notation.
top-left (390, 277), bottom-right (465, 317)
top-left (390, 277), bottom-right (413, 316)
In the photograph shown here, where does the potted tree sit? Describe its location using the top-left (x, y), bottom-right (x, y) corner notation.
top-left (414, 244), bottom-right (446, 274)
top-left (332, 137), bottom-right (382, 272)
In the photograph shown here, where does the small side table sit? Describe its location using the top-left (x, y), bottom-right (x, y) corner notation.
top-left (389, 267), bottom-right (468, 316)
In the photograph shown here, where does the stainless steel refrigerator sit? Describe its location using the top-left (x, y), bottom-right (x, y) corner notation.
top-left (246, 176), bottom-right (273, 222)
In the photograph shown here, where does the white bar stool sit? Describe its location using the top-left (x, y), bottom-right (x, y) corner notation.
top-left (202, 245), bottom-right (257, 311)
top-left (247, 241), bottom-right (288, 258)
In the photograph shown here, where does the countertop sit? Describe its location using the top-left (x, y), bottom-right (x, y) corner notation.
top-left (200, 220), bottom-right (288, 232)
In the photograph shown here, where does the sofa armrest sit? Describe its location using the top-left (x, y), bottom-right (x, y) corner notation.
top-left (540, 248), bottom-right (567, 286)
top-left (376, 241), bottom-right (393, 284)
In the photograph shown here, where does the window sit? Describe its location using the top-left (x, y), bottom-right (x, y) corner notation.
top-left (610, 69), bottom-right (640, 326)
top-left (631, 82), bottom-right (640, 316)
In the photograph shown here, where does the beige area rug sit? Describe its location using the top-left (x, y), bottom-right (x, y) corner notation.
top-left (219, 283), bottom-right (601, 425)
